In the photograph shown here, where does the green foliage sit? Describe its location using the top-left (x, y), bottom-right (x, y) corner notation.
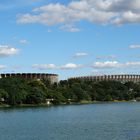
top-left (0, 89), bottom-right (9, 103)
top-left (26, 87), bottom-right (45, 104)
top-left (0, 77), bottom-right (140, 106)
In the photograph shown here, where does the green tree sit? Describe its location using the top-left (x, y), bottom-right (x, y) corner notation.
top-left (26, 87), bottom-right (46, 104)
top-left (0, 89), bottom-right (9, 103)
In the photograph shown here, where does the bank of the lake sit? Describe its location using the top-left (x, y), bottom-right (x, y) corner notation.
top-left (0, 100), bottom-right (137, 108)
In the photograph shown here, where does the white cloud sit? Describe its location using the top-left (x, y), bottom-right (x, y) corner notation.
top-left (0, 45), bottom-right (19, 57)
top-left (32, 61), bottom-right (140, 71)
top-left (74, 52), bottom-right (88, 58)
top-left (19, 39), bottom-right (28, 45)
top-left (17, 0), bottom-right (140, 30)
top-left (92, 61), bottom-right (120, 69)
top-left (125, 62), bottom-right (140, 67)
top-left (60, 24), bottom-right (80, 32)
top-left (17, 2), bottom-right (115, 26)
top-left (96, 55), bottom-right (117, 60)
top-left (32, 64), bottom-right (57, 70)
top-left (60, 63), bottom-right (83, 70)
top-left (113, 11), bottom-right (140, 25)
top-left (92, 61), bottom-right (140, 69)
top-left (0, 65), bottom-right (7, 70)
top-left (129, 44), bottom-right (140, 49)
top-left (32, 63), bottom-right (84, 70)
top-left (107, 55), bottom-right (117, 59)
top-left (100, 0), bottom-right (140, 12)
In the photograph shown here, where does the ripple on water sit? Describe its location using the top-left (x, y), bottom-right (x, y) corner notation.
top-left (0, 102), bottom-right (140, 140)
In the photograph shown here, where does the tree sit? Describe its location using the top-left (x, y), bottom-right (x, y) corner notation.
top-left (0, 89), bottom-right (9, 103)
top-left (26, 87), bottom-right (46, 104)
top-left (71, 83), bottom-right (88, 101)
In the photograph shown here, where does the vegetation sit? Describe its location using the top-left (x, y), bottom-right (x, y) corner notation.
top-left (0, 77), bottom-right (140, 106)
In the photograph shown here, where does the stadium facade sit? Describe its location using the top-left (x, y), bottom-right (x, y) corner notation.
top-left (69, 75), bottom-right (140, 82)
top-left (0, 73), bottom-right (58, 83)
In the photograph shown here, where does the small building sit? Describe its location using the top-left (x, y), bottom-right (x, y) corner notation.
top-left (45, 99), bottom-right (54, 105)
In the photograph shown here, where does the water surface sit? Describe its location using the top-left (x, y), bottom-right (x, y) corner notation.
top-left (0, 102), bottom-right (140, 140)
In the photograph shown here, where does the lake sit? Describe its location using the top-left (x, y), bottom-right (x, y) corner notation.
top-left (0, 102), bottom-right (140, 140)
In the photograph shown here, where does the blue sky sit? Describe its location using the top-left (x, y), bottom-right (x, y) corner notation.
top-left (1, 0), bottom-right (140, 80)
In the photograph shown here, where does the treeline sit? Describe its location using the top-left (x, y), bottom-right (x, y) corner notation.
top-left (0, 77), bottom-right (140, 106)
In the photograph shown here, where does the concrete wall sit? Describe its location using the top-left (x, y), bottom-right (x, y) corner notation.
top-left (0, 73), bottom-right (58, 84)
top-left (69, 75), bottom-right (140, 82)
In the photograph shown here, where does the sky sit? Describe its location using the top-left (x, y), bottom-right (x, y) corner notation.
top-left (1, 0), bottom-right (140, 80)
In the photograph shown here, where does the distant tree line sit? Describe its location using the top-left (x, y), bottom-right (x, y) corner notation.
top-left (0, 77), bottom-right (140, 106)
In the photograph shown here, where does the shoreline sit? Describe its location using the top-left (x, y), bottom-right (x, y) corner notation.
top-left (0, 100), bottom-right (138, 108)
